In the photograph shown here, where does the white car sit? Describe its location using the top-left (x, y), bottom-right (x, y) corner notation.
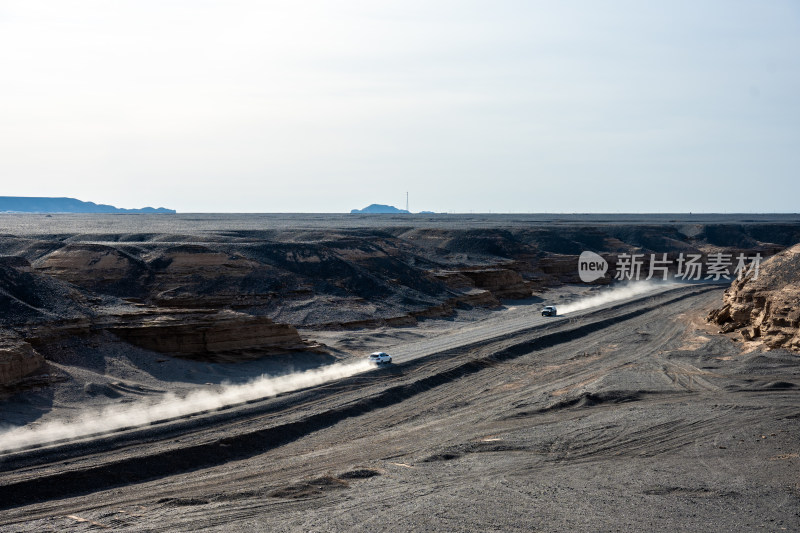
top-left (541, 305), bottom-right (557, 317)
top-left (368, 351), bottom-right (392, 364)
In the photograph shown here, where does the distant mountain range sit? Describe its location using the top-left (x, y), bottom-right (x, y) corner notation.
top-left (0, 197), bottom-right (176, 214)
top-left (350, 204), bottom-right (410, 214)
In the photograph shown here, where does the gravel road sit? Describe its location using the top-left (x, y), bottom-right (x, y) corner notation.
top-left (0, 283), bottom-right (797, 531)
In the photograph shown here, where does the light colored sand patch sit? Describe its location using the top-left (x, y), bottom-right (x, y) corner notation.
top-left (679, 335), bottom-right (710, 351)
top-left (66, 515), bottom-right (110, 528)
top-left (551, 373), bottom-right (602, 396)
top-left (769, 453), bottom-right (798, 461)
top-left (495, 381), bottom-right (524, 392)
top-left (740, 340), bottom-right (765, 354)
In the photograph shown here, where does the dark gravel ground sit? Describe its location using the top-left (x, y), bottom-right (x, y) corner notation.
top-left (2, 212), bottom-right (800, 235)
top-left (0, 215), bottom-right (798, 531)
top-left (0, 288), bottom-right (797, 532)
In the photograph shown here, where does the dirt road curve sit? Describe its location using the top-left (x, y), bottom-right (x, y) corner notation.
top-left (0, 285), bottom-right (797, 532)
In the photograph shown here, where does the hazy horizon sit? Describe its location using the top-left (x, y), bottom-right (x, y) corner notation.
top-left (3, 205), bottom-right (800, 218)
top-left (2, 1), bottom-right (798, 213)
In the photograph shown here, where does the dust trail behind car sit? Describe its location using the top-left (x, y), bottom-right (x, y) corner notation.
top-left (0, 282), bottom-right (676, 453)
top-left (557, 281), bottom-right (679, 315)
top-left (0, 359), bottom-right (375, 453)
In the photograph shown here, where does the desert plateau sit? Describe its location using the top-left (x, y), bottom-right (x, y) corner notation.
top-left (0, 213), bottom-right (798, 532)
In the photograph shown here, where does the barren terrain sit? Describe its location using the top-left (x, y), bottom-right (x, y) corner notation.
top-left (0, 214), bottom-right (798, 531)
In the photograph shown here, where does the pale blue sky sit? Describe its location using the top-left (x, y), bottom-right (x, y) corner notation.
top-left (1, 1), bottom-right (798, 213)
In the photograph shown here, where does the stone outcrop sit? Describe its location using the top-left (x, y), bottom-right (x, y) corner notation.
top-left (0, 249), bottom-right (318, 384)
top-left (35, 244), bottom-right (147, 294)
top-left (432, 271), bottom-right (476, 290)
top-left (110, 310), bottom-right (311, 362)
top-left (537, 255), bottom-right (590, 285)
top-left (0, 335), bottom-right (45, 388)
top-left (458, 268), bottom-right (532, 299)
top-left (0, 257), bottom-right (90, 325)
top-left (148, 246), bottom-right (265, 307)
top-left (708, 244), bottom-right (800, 351)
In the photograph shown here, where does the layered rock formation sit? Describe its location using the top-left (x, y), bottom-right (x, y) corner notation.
top-left (34, 244), bottom-right (149, 297)
top-left (2, 216), bottom-right (800, 390)
top-left (0, 258), bottom-right (86, 387)
top-left (458, 268), bottom-right (532, 299)
top-left (0, 336), bottom-right (45, 389)
top-left (708, 244), bottom-right (800, 351)
top-left (111, 310), bottom-right (310, 362)
top-left (8, 220), bottom-right (799, 330)
top-left (0, 252), bottom-right (313, 387)
top-left (0, 256), bottom-right (93, 326)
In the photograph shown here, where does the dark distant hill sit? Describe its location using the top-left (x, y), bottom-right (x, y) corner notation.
top-left (350, 204), bottom-right (409, 214)
top-left (0, 197), bottom-right (175, 214)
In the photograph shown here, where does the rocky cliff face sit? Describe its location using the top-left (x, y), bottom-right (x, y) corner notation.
top-left (708, 244), bottom-right (800, 351)
top-left (0, 257), bottom-right (91, 324)
top-left (2, 218), bottom-right (799, 390)
top-left (0, 254), bottom-right (312, 387)
top-left (35, 244), bottom-right (149, 297)
top-left (458, 268), bottom-right (532, 299)
top-left (8, 222), bottom-right (798, 331)
top-left (0, 335), bottom-right (45, 389)
top-left (110, 310), bottom-right (311, 362)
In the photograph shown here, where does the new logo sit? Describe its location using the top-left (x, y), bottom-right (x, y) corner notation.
top-left (578, 251), bottom-right (608, 283)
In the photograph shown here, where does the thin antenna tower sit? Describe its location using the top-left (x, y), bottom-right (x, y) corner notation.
top-left (406, 192), bottom-right (409, 213)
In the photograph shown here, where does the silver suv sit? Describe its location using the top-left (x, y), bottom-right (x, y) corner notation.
top-left (368, 351), bottom-right (392, 364)
top-left (541, 305), bottom-right (557, 317)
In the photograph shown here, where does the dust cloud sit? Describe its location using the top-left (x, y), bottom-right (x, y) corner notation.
top-left (0, 359), bottom-right (375, 452)
top-left (558, 281), bottom-right (679, 315)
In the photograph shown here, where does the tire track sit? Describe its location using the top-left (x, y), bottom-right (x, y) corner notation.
top-left (0, 286), bottom-right (719, 510)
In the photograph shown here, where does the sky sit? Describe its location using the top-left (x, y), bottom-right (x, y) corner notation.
top-left (1, 1), bottom-right (798, 213)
